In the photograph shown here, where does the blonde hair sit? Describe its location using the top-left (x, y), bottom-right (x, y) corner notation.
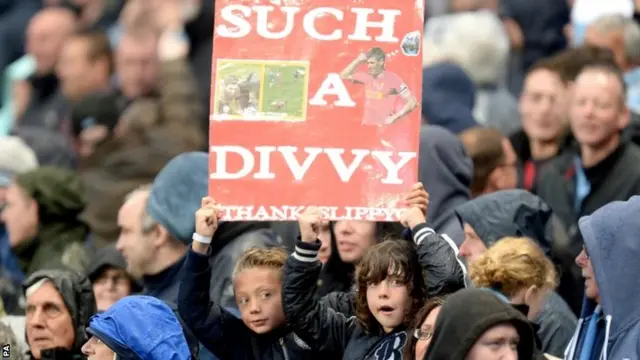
top-left (470, 237), bottom-right (557, 295)
top-left (232, 247), bottom-right (288, 279)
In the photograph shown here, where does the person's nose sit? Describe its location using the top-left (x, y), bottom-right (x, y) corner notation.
top-left (337, 221), bottom-right (354, 235)
top-left (503, 347), bottom-right (518, 360)
top-left (28, 308), bottom-right (47, 329)
top-left (81, 341), bottom-right (93, 355)
top-left (575, 249), bottom-right (587, 267)
top-left (377, 282), bottom-right (390, 299)
top-left (248, 299), bottom-right (261, 314)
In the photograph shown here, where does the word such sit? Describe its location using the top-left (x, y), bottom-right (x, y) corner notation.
top-left (217, 5), bottom-right (401, 43)
top-left (210, 145), bottom-right (416, 184)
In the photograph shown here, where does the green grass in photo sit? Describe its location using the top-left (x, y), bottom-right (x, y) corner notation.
top-left (262, 64), bottom-right (307, 118)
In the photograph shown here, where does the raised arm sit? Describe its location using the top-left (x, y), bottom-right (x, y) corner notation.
top-left (178, 197), bottom-right (248, 359)
top-left (339, 53), bottom-right (367, 83)
top-left (282, 208), bottom-right (356, 354)
top-left (401, 185), bottom-right (466, 296)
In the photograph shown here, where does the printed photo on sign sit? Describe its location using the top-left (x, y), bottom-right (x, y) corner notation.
top-left (208, 0), bottom-right (424, 221)
top-left (212, 59), bottom-right (310, 122)
top-left (340, 47), bottom-right (418, 127)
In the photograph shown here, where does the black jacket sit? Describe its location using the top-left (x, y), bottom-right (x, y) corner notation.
top-left (319, 223), bottom-right (466, 315)
top-left (23, 268), bottom-right (97, 360)
top-left (283, 240), bottom-right (411, 360)
top-left (178, 245), bottom-right (322, 360)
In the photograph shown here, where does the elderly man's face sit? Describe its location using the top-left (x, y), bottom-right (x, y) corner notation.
top-left (26, 280), bottom-right (76, 359)
top-left (0, 183), bottom-right (39, 247)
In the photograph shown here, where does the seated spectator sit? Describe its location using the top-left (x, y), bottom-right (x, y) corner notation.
top-left (424, 11), bottom-right (519, 135)
top-left (566, 196), bottom-right (640, 359)
top-left (459, 127), bottom-right (519, 197)
top-left (23, 268), bottom-right (96, 360)
top-left (583, 14), bottom-right (640, 115)
top-left (15, 7), bottom-right (77, 132)
top-left (510, 57), bottom-right (571, 193)
top-left (405, 296), bottom-right (446, 360)
top-left (86, 245), bottom-right (140, 312)
top-left (1, 167), bottom-right (88, 276)
top-left (419, 125), bottom-right (473, 246)
top-left (455, 189), bottom-right (577, 356)
top-left (0, 137), bottom-right (38, 315)
top-left (179, 202), bottom-right (322, 358)
top-left (536, 62), bottom-right (640, 269)
top-left (114, 28), bottom-right (159, 102)
top-left (281, 206), bottom-right (428, 359)
top-left (424, 288), bottom-right (537, 360)
top-left (470, 237), bottom-right (561, 358)
top-left (421, 62), bottom-right (478, 134)
top-left (82, 295), bottom-right (191, 360)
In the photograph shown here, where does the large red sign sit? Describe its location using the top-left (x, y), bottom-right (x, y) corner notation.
top-left (209, 0), bottom-right (424, 221)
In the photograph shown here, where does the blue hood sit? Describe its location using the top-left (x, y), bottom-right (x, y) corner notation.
top-left (87, 295), bottom-right (191, 360)
top-left (578, 196), bottom-right (640, 358)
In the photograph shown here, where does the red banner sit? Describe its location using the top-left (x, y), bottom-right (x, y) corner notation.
top-left (209, 0), bottom-right (424, 221)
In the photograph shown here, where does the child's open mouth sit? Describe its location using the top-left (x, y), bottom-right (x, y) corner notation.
top-left (378, 305), bottom-right (395, 315)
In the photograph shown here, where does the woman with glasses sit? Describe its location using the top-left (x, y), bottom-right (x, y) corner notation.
top-left (404, 296), bottom-right (446, 360)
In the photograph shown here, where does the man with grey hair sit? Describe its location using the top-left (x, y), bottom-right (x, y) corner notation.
top-left (424, 10), bottom-right (520, 135)
top-left (585, 14), bottom-right (640, 114)
top-left (115, 152), bottom-right (279, 359)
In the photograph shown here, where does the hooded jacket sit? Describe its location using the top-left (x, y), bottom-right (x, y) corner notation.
top-left (87, 295), bottom-right (191, 360)
top-left (13, 167), bottom-right (89, 276)
top-left (23, 269), bottom-right (97, 360)
top-left (455, 190), bottom-right (577, 357)
top-left (565, 196), bottom-right (640, 360)
top-left (418, 125), bottom-right (473, 246)
top-left (86, 245), bottom-right (141, 296)
top-left (424, 288), bottom-right (536, 360)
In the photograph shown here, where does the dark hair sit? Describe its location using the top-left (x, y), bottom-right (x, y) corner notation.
top-left (458, 127), bottom-right (505, 197)
top-left (367, 47), bottom-right (386, 61)
top-left (530, 46), bottom-right (616, 84)
top-left (71, 29), bottom-right (114, 73)
top-left (404, 296), bottom-right (446, 359)
top-left (355, 240), bottom-right (427, 334)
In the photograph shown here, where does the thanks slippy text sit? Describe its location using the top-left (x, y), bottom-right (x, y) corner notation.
top-left (221, 205), bottom-right (404, 221)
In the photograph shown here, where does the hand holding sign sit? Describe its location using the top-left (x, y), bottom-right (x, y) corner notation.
top-left (404, 182), bottom-right (429, 216)
top-left (298, 207), bottom-right (323, 243)
top-left (195, 197), bottom-right (223, 238)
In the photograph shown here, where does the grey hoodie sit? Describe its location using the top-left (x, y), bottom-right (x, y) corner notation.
top-left (566, 196), bottom-right (640, 360)
top-left (419, 125), bottom-right (473, 246)
top-left (455, 189), bottom-right (577, 357)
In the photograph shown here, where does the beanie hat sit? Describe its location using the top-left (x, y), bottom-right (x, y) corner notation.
top-left (0, 137), bottom-right (39, 187)
top-left (146, 152), bottom-right (208, 243)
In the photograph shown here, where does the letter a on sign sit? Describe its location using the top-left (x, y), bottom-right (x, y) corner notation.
top-left (209, 0), bottom-right (424, 221)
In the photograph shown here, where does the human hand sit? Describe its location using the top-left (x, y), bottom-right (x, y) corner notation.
top-left (195, 197), bottom-right (222, 238)
top-left (298, 207), bottom-right (323, 243)
top-left (405, 182), bottom-right (429, 217)
top-left (400, 206), bottom-right (426, 229)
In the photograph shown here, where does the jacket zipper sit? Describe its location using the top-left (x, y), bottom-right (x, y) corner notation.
top-left (279, 337), bottom-right (290, 360)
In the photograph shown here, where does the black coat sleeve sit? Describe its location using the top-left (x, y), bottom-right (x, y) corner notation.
top-left (178, 245), bottom-right (249, 360)
top-left (282, 240), bottom-right (356, 354)
top-left (411, 223), bottom-right (466, 296)
top-left (319, 290), bottom-right (356, 317)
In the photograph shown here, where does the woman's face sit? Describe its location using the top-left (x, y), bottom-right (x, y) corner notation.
top-left (414, 306), bottom-right (441, 360)
top-left (317, 221), bottom-right (332, 264)
top-left (333, 220), bottom-right (377, 264)
top-left (465, 323), bottom-right (520, 360)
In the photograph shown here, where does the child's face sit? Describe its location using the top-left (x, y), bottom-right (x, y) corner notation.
top-left (366, 276), bottom-right (412, 333)
top-left (233, 267), bottom-right (286, 334)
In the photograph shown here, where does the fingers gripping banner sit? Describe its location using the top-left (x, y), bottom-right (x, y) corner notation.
top-left (209, 0), bottom-right (424, 221)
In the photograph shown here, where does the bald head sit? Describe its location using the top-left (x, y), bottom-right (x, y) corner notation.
top-left (27, 7), bottom-right (77, 75)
